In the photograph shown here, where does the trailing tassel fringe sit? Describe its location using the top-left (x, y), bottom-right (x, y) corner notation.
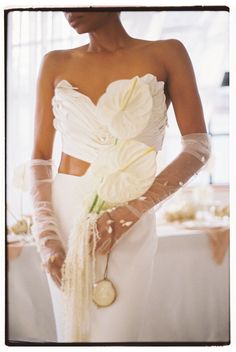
top-left (60, 210), bottom-right (100, 341)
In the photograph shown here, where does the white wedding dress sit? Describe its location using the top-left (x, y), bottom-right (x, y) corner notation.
top-left (45, 73), bottom-right (168, 342)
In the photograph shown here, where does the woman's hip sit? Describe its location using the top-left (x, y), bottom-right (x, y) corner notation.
top-left (51, 172), bottom-right (97, 248)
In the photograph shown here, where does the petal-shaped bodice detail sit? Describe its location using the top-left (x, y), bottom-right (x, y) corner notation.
top-left (52, 73), bottom-right (168, 163)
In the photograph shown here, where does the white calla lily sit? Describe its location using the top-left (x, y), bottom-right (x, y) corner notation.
top-left (96, 76), bottom-right (153, 140)
top-left (89, 139), bottom-right (157, 203)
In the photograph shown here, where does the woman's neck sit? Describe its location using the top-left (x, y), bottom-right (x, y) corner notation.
top-left (87, 15), bottom-right (133, 53)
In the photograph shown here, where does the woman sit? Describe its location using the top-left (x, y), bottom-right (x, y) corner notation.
top-left (29, 10), bottom-right (211, 343)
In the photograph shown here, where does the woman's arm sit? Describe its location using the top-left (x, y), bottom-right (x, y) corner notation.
top-left (31, 51), bottom-right (57, 159)
top-left (29, 52), bottom-right (65, 288)
top-left (164, 39), bottom-right (206, 134)
top-left (125, 40), bottom-right (211, 215)
top-left (94, 40), bottom-right (211, 255)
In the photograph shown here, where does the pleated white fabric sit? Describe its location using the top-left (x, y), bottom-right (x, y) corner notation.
top-left (52, 73), bottom-right (168, 163)
top-left (46, 172), bottom-right (159, 342)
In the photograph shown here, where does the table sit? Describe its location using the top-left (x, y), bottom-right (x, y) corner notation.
top-left (7, 228), bottom-right (230, 343)
top-left (141, 229), bottom-right (229, 342)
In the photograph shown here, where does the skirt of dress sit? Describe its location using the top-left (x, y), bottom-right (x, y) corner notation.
top-left (45, 171), bottom-right (159, 343)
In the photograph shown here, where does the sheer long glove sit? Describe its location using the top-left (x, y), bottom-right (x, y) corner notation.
top-left (29, 159), bottom-right (66, 287)
top-left (93, 133), bottom-right (211, 254)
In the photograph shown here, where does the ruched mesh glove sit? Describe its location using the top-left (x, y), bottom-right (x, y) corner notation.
top-left (29, 159), bottom-right (66, 284)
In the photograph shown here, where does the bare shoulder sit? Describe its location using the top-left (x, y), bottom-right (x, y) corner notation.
top-left (38, 49), bottom-right (69, 77)
top-left (158, 38), bottom-right (187, 51)
top-left (41, 45), bottom-right (86, 69)
top-left (41, 48), bottom-right (73, 66)
top-left (162, 39), bottom-right (190, 64)
top-left (152, 39), bottom-right (190, 61)
top-left (152, 39), bottom-right (194, 81)
top-left (39, 46), bottom-right (87, 84)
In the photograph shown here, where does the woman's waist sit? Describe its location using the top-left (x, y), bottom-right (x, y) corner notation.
top-left (58, 152), bottom-right (91, 177)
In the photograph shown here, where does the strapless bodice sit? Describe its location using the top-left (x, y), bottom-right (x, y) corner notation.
top-left (52, 73), bottom-right (168, 163)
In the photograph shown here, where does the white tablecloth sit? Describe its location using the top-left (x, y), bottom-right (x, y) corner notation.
top-left (7, 230), bottom-right (229, 343)
top-left (7, 243), bottom-right (57, 343)
top-left (142, 231), bottom-right (229, 342)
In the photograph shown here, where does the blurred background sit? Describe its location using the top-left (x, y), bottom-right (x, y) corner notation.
top-left (6, 9), bottom-right (229, 219)
top-left (6, 9), bottom-right (230, 344)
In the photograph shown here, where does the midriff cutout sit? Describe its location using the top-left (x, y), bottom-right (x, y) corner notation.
top-left (58, 152), bottom-right (91, 176)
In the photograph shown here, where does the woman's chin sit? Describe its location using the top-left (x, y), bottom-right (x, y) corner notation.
top-left (73, 25), bottom-right (88, 34)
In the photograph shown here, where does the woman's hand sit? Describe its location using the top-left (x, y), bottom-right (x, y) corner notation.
top-left (41, 239), bottom-right (66, 289)
top-left (90, 202), bottom-right (144, 256)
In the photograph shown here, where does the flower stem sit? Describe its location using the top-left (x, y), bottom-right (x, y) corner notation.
top-left (96, 200), bottom-right (105, 214)
top-left (88, 194), bottom-right (98, 213)
top-left (88, 193), bottom-right (106, 215)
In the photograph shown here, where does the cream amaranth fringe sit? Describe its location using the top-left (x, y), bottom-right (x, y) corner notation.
top-left (60, 210), bottom-right (101, 342)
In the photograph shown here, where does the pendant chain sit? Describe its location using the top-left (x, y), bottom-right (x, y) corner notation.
top-left (104, 252), bottom-right (110, 280)
top-left (103, 226), bottom-right (116, 280)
